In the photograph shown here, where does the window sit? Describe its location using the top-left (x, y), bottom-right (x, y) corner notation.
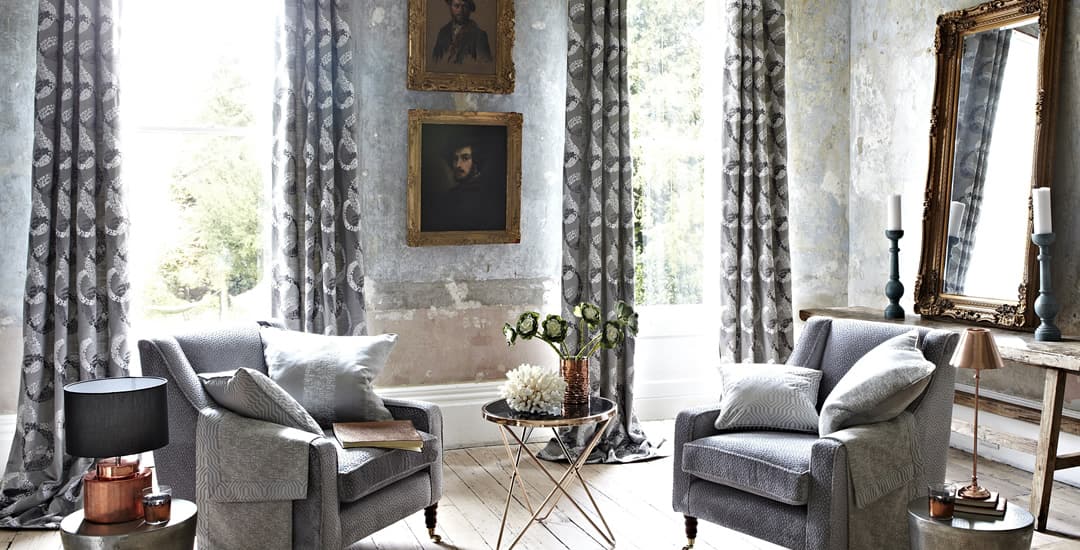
top-left (121, 1), bottom-right (274, 333)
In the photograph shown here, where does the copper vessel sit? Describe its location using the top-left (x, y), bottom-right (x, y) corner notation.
top-left (560, 358), bottom-right (589, 413)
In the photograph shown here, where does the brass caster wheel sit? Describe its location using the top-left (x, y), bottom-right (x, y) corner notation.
top-left (428, 528), bottom-right (442, 544)
top-left (682, 539), bottom-right (695, 550)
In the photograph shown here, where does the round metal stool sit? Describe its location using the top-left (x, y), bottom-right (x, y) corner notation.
top-left (61, 498), bottom-right (196, 550)
top-left (907, 498), bottom-right (1033, 550)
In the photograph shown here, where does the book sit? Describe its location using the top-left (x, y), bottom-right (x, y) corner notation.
top-left (332, 420), bottom-right (423, 452)
top-left (955, 491), bottom-right (1000, 509)
top-left (954, 497), bottom-right (1007, 519)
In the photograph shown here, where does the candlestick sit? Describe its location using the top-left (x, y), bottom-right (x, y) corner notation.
top-left (948, 201), bottom-right (966, 238)
top-left (1033, 188), bottom-right (1052, 234)
top-left (1032, 232), bottom-right (1061, 341)
top-left (885, 230), bottom-right (905, 319)
top-left (887, 194), bottom-right (902, 231)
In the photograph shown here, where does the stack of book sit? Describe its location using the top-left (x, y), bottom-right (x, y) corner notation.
top-left (954, 491), bottom-right (1006, 519)
top-left (332, 420), bottom-right (424, 452)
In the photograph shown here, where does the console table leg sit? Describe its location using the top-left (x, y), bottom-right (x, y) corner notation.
top-left (1032, 368), bottom-right (1067, 531)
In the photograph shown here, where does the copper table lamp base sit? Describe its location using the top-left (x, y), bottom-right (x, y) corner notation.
top-left (959, 482), bottom-right (991, 500)
top-left (83, 463), bottom-right (152, 524)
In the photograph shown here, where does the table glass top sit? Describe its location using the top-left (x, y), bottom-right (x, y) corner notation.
top-left (907, 497), bottom-right (1033, 532)
top-left (482, 397), bottom-right (615, 427)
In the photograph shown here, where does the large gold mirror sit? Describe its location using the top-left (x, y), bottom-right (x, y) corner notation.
top-left (914, 0), bottom-right (1064, 330)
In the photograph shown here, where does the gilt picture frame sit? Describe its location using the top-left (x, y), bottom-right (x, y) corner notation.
top-left (407, 0), bottom-right (515, 94)
top-left (407, 110), bottom-right (522, 247)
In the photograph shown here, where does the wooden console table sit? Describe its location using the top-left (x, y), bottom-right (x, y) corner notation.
top-left (800, 306), bottom-right (1080, 531)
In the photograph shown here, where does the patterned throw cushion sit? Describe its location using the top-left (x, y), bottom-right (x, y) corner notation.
top-left (713, 364), bottom-right (823, 433)
top-left (819, 330), bottom-right (936, 436)
top-left (198, 368), bottom-right (323, 435)
top-left (261, 328), bottom-right (396, 427)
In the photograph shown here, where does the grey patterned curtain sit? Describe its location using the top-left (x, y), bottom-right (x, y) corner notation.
top-left (945, 30), bottom-right (1010, 294)
top-left (272, 0), bottom-right (366, 335)
top-left (0, 0), bottom-right (129, 528)
top-left (718, 0), bottom-right (793, 364)
top-left (539, 0), bottom-right (658, 464)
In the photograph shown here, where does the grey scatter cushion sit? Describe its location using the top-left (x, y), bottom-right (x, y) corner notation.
top-left (198, 368), bottom-right (323, 435)
top-left (819, 330), bottom-right (935, 436)
top-left (713, 364), bottom-right (823, 433)
top-left (261, 328), bottom-right (396, 427)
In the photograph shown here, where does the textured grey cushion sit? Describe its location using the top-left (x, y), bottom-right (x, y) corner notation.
top-left (330, 429), bottom-right (440, 503)
top-left (261, 328), bottom-right (396, 426)
top-left (683, 431), bottom-right (817, 505)
top-left (714, 364), bottom-right (822, 433)
top-left (198, 368), bottom-right (323, 435)
top-left (819, 330), bottom-right (935, 436)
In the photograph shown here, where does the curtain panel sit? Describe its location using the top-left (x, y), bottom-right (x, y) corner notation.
top-left (272, 0), bottom-right (367, 336)
top-left (0, 0), bottom-right (130, 528)
top-left (718, 0), bottom-right (794, 364)
top-left (540, 0), bottom-right (657, 464)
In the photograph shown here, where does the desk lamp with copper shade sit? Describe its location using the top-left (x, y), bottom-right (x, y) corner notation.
top-left (949, 328), bottom-right (1003, 500)
top-left (64, 377), bottom-right (169, 523)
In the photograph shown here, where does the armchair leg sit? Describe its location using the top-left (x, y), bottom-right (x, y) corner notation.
top-left (683, 515), bottom-right (697, 549)
top-left (424, 503), bottom-right (442, 543)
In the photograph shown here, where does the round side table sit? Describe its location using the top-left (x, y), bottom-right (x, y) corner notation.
top-left (907, 498), bottom-right (1033, 550)
top-left (60, 498), bottom-right (197, 550)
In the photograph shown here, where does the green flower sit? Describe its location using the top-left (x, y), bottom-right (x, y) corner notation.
top-left (573, 302), bottom-right (603, 328)
top-left (503, 323), bottom-right (517, 346)
top-left (516, 312), bottom-right (539, 339)
top-left (600, 320), bottom-right (624, 348)
top-left (615, 300), bottom-right (635, 322)
top-left (540, 314), bottom-right (569, 343)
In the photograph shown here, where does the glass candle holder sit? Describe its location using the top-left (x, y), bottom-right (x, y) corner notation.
top-left (142, 485), bottom-right (172, 525)
top-left (928, 482), bottom-right (956, 519)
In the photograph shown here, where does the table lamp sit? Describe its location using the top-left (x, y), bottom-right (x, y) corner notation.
top-left (949, 328), bottom-right (1003, 500)
top-left (64, 377), bottom-right (169, 523)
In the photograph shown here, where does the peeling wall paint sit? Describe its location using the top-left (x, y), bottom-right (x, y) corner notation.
top-left (0, 0), bottom-right (37, 414)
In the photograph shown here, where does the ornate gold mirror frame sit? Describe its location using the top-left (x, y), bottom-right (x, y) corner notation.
top-left (914, 0), bottom-right (1064, 330)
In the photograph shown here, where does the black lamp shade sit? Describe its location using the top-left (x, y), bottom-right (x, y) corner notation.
top-left (64, 377), bottom-right (169, 458)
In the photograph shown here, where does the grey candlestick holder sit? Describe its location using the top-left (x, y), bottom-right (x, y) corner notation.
top-left (885, 230), bottom-right (905, 319)
top-left (1032, 232), bottom-right (1061, 342)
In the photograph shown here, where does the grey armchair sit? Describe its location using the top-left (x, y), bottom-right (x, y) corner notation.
top-left (672, 317), bottom-right (959, 550)
top-left (139, 322), bottom-right (443, 549)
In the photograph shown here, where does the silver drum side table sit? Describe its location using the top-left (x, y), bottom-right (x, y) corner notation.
top-left (907, 498), bottom-right (1033, 550)
top-left (61, 498), bottom-right (196, 550)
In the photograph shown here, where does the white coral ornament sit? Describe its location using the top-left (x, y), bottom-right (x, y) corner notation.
top-left (501, 364), bottom-right (567, 415)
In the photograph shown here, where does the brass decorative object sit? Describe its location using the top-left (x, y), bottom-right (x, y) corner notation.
top-left (407, 0), bottom-right (516, 94)
top-left (560, 358), bottom-right (589, 413)
top-left (950, 328), bottom-right (1004, 500)
top-left (914, 0), bottom-right (1065, 330)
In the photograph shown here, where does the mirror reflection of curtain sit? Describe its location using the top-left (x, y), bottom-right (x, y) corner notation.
top-left (945, 30), bottom-right (1011, 294)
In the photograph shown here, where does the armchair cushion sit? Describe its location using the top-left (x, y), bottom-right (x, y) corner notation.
top-left (261, 328), bottom-right (396, 426)
top-left (713, 364), bottom-right (822, 433)
top-left (682, 431), bottom-right (818, 506)
top-left (332, 429), bottom-right (441, 503)
top-left (198, 368), bottom-right (323, 435)
top-left (819, 330), bottom-right (934, 436)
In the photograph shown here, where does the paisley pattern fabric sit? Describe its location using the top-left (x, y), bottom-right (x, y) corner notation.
top-left (0, 0), bottom-right (130, 528)
top-left (945, 30), bottom-right (1010, 294)
top-left (539, 0), bottom-right (658, 464)
top-left (718, 0), bottom-right (794, 364)
top-left (271, 0), bottom-right (366, 336)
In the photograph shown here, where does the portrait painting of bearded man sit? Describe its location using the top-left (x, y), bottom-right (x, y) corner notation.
top-left (408, 0), bottom-right (514, 93)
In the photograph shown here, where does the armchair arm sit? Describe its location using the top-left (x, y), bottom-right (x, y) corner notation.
top-left (380, 397), bottom-right (443, 506)
top-left (807, 438), bottom-right (848, 550)
top-left (672, 405), bottom-right (723, 514)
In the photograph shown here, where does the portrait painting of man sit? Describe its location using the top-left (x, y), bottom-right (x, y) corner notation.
top-left (407, 110), bottom-right (522, 246)
top-left (407, 0), bottom-right (515, 93)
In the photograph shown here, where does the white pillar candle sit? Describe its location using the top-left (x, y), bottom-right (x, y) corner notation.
top-left (887, 194), bottom-right (902, 231)
top-left (1033, 187), bottom-right (1052, 234)
top-left (948, 201), bottom-right (966, 238)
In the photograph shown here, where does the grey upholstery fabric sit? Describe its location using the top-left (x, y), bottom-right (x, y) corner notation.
top-left (138, 323), bottom-right (443, 549)
top-left (819, 330), bottom-right (934, 435)
top-left (261, 328), bottom-right (395, 426)
top-left (713, 364), bottom-right (821, 433)
top-left (673, 317), bottom-right (959, 550)
top-left (683, 432), bottom-right (816, 505)
top-left (333, 430), bottom-right (440, 503)
top-left (200, 369), bottom-right (323, 435)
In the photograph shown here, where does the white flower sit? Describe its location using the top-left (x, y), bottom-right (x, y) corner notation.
top-left (500, 363), bottom-right (567, 415)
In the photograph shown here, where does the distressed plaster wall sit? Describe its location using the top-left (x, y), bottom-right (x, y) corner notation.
top-left (787, 0), bottom-right (852, 316)
top-left (0, 0), bottom-right (37, 414)
top-left (354, 1), bottom-right (567, 386)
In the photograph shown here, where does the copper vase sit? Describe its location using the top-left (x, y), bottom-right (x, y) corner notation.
top-left (560, 357), bottom-right (589, 414)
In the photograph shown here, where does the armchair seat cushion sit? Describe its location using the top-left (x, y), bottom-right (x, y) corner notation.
top-left (332, 430), bottom-right (441, 503)
top-left (682, 431), bottom-right (818, 506)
